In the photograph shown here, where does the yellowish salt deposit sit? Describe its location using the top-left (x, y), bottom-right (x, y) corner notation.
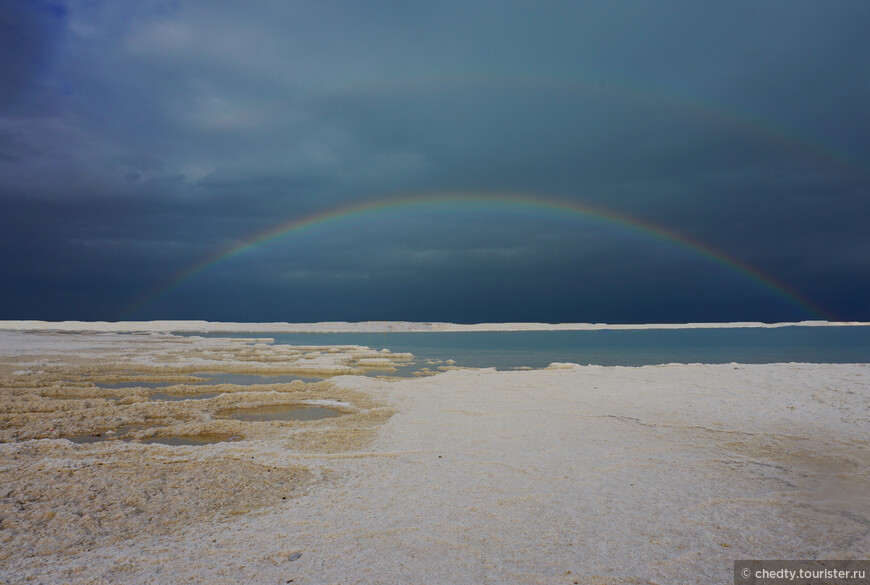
top-left (1, 328), bottom-right (868, 584)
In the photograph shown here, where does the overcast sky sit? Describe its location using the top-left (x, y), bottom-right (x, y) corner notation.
top-left (1, 0), bottom-right (868, 323)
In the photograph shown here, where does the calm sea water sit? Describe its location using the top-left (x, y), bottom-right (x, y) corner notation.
top-left (197, 326), bottom-right (870, 371)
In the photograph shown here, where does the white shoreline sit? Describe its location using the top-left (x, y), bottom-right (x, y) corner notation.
top-left (1, 330), bottom-right (868, 583)
top-left (0, 319), bottom-right (867, 333)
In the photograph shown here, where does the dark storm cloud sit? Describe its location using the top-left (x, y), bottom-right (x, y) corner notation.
top-left (0, 1), bottom-right (65, 107)
top-left (1, 0), bottom-right (869, 322)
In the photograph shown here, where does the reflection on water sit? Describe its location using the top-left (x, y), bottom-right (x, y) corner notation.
top-left (99, 379), bottom-right (190, 389)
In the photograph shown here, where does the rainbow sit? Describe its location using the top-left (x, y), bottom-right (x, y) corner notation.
top-left (127, 192), bottom-right (833, 320)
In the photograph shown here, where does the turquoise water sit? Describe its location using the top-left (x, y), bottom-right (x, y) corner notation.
top-left (197, 326), bottom-right (870, 370)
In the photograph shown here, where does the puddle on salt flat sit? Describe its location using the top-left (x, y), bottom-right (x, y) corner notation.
top-left (150, 392), bottom-right (220, 401)
top-left (99, 380), bottom-right (189, 389)
top-left (359, 362), bottom-right (423, 378)
top-left (141, 433), bottom-right (242, 446)
top-left (217, 405), bottom-right (345, 422)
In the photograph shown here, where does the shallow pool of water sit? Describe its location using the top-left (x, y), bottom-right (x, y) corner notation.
top-left (196, 326), bottom-right (870, 368)
top-left (98, 379), bottom-right (190, 389)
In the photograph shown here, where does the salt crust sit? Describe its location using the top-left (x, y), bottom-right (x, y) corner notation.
top-left (1, 330), bottom-right (868, 584)
top-left (0, 329), bottom-right (402, 577)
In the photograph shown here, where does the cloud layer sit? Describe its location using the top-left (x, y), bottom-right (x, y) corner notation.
top-left (2, 0), bottom-right (869, 322)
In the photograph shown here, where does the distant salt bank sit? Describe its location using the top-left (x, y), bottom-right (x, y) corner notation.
top-left (0, 319), bottom-right (866, 333)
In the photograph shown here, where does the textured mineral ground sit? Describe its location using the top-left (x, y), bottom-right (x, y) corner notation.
top-left (0, 327), bottom-right (868, 584)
